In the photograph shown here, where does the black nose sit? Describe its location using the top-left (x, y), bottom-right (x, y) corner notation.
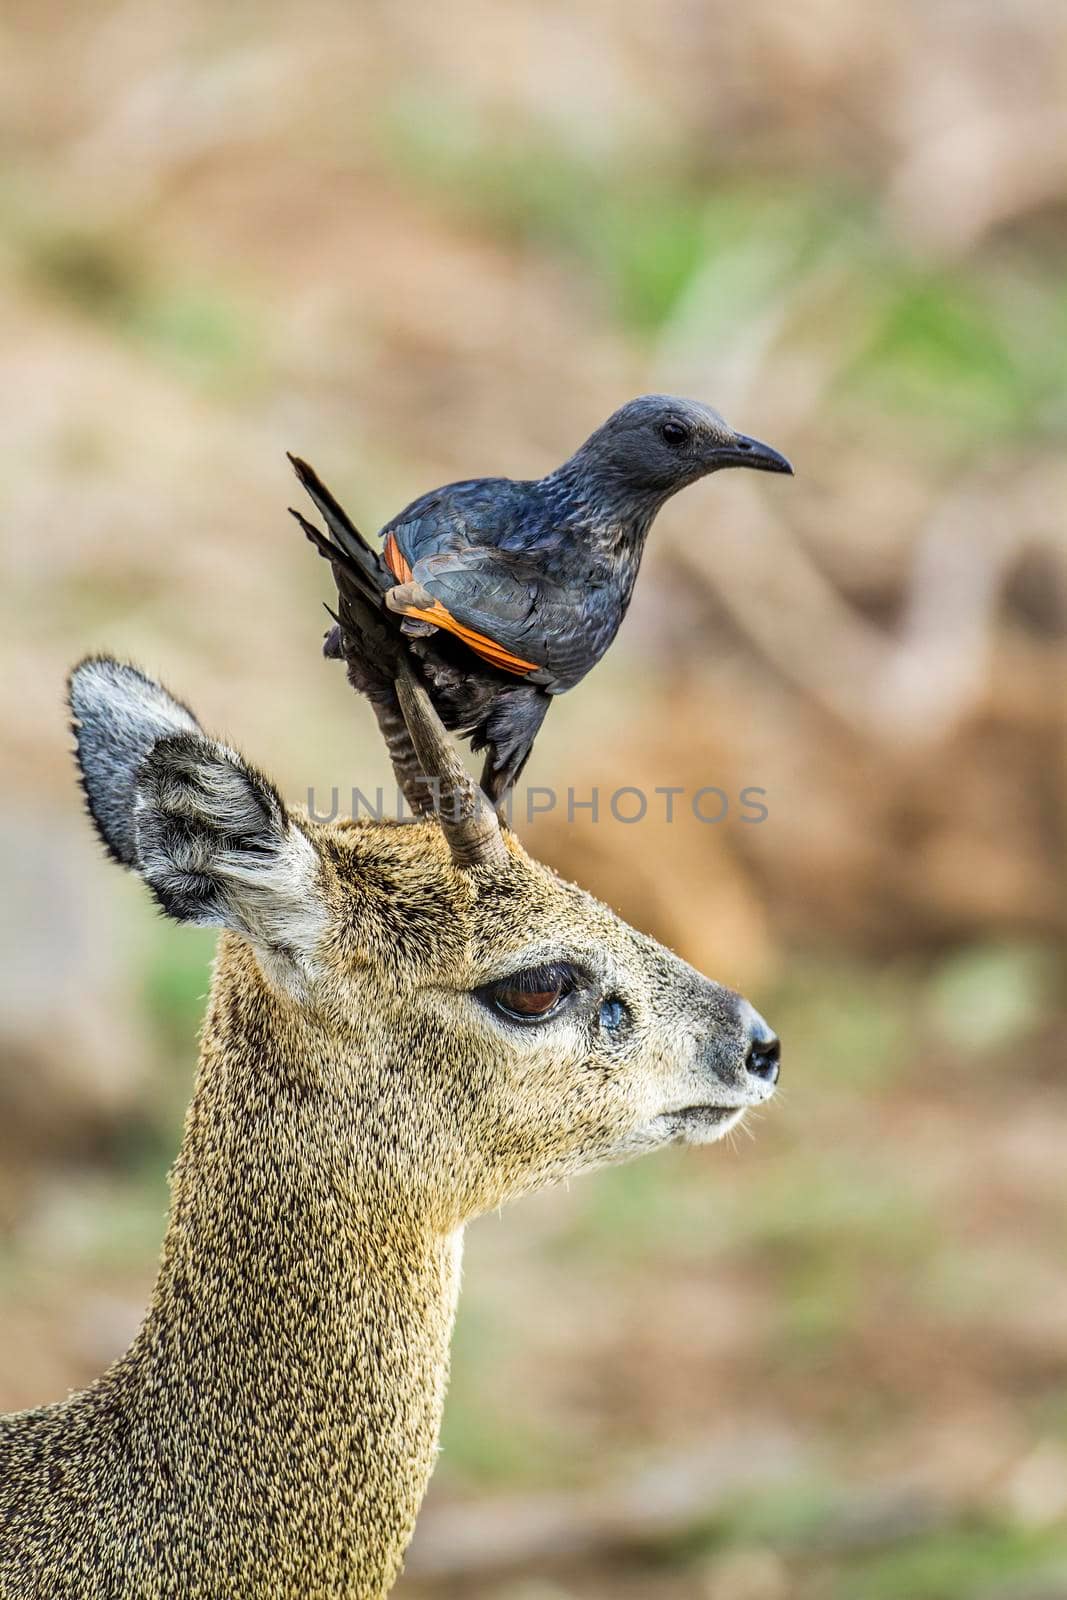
top-left (744, 1017), bottom-right (781, 1085)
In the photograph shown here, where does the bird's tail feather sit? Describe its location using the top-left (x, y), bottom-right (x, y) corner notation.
top-left (288, 504), bottom-right (382, 607)
top-left (287, 454), bottom-right (390, 602)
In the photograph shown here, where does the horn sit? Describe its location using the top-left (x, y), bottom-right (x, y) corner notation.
top-left (394, 659), bottom-right (508, 871)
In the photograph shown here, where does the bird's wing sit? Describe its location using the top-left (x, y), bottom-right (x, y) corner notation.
top-left (383, 478), bottom-right (522, 567)
top-left (386, 546), bottom-right (592, 687)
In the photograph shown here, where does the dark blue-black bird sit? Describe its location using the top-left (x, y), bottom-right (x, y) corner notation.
top-left (291, 395), bottom-right (792, 808)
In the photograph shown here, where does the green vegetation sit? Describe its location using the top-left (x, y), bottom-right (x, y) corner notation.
top-left (925, 940), bottom-right (1060, 1057)
top-left (2, 195), bottom-right (261, 389)
top-left (381, 97), bottom-right (1062, 471)
top-left (139, 921), bottom-right (217, 1061)
top-left (830, 1522), bottom-right (1067, 1600)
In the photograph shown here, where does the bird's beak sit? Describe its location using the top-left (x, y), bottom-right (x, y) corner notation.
top-left (716, 433), bottom-right (794, 476)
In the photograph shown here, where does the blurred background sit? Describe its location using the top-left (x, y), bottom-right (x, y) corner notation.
top-left (1, 2), bottom-right (1065, 1595)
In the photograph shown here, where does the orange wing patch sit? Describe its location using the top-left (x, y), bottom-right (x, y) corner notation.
top-left (383, 533), bottom-right (414, 584)
top-left (399, 598), bottom-right (539, 676)
top-left (384, 532), bottom-right (538, 677)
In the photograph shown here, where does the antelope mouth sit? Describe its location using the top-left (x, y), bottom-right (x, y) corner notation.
top-left (657, 1104), bottom-right (746, 1142)
top-left (672, 1104), bottom-right (743, 1122)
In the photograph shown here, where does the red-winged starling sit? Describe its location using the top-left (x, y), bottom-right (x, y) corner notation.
top-left (291, 394), bottom-right (792, 806)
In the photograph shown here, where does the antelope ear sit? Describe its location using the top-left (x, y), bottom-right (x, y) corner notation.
top-left (69, 656), bottom-right (324, 969)
top-left (69, 656), bottom-right (202, 867)
top-left (132, 731), bottom-right (323, 951)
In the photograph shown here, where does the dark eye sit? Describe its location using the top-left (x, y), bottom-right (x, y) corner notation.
top-left (598, 995), bottom-right (630, 1033)
top-left (481, 962), bottom-right (581, 1024)
top-left (661, 420), bottom-right (690, 446)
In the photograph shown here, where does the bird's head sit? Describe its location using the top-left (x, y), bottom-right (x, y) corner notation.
top-left (575, 394), bottom-right (793, 503)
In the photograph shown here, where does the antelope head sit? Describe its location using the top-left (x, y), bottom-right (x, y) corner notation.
top-left (69, 656), bottom-right (779, 1228)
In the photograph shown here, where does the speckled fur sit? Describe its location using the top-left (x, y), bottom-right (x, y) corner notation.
top-left (0, 663), bottom-right (774, 1599)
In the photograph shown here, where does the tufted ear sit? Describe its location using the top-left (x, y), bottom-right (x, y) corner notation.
top-left (69, 657), bottom-right (324, 969)
top-left (69, 657), bottom-right (203, 867)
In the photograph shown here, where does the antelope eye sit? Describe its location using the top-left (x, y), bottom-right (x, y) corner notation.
top-left (661, 420), bottom-right (690, 446)
top-left (481, 962), bottom-right (581, 1024)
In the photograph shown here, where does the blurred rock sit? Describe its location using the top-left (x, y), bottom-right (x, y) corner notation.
top-left (702, 1548), bottom-right (789, 1600)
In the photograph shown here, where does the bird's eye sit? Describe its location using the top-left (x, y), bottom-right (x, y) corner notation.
top-left (480, 962), bottom-right (581, 1024)
top-left (661, 420), bottom-right (691, 446)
